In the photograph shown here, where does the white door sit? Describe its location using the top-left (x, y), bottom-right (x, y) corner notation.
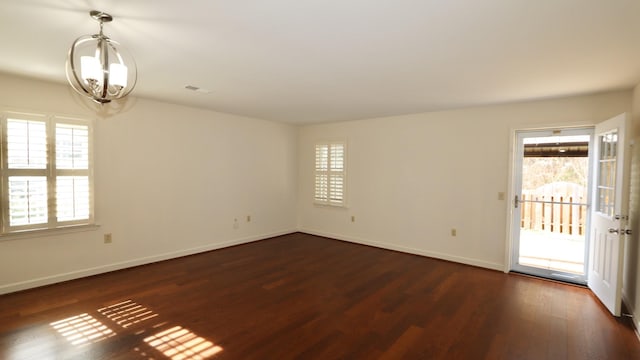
top-left (588, 113), bottom-right (630, 316)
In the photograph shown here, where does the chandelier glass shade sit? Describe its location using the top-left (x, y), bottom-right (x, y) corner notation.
top-left (66, 10), bottom-right (137, 104)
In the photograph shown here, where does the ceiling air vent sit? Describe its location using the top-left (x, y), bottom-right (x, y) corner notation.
top-left (184, 85), bottom-right (212, 94)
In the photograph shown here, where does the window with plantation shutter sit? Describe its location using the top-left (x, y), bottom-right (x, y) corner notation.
top-left (6, 119), bottom-right (48, 227)
top-left (55, 123), bottom-right (91, 222)
top-left (1, 111), bottom-right (93, 234)
top-left (314, 141), bottom-right (346, 206)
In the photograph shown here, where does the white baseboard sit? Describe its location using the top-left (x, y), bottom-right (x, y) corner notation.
top-left (622, 292), bottom-right (640, 342)
top-left (0, 229), bottom-right (296, 295)
top-left (299, 228), bottom-right (504, 272)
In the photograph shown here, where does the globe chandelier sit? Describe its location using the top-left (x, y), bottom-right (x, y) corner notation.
top-left (66, 10), bottom-right (137, 104)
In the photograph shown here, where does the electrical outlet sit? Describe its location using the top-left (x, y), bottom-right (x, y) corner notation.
top-left (104, 233), bottom-right (112, 244)
top-left (451, 229), bottom-right (457, 237)
top-left (233, 218), bottom-right (239, 229)
top-left (498, 192), bottom-right (505, 200)
top-left (351, 215), bottom-right (355, 222)
top-left (246, 215), bottom-right (251, 222)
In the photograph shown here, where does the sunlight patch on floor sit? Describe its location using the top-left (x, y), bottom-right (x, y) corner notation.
top-left (98, 299), bottom-right (159, 328)
top-left (144, 326), bottom-right (222, 360)
top-left (50, 313), bottom-right (115, 346)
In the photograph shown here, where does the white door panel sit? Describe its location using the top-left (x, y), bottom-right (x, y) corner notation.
top-left (588, 113), bottom-right (629, 316)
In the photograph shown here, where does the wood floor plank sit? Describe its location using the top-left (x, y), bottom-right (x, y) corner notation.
top-left (1, 232), bottom-right (639, 359)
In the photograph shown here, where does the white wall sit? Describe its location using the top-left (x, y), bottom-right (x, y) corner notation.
top-left (0, 73), bottom-right (298, 294)
top-left (1, 71), bottom-right (636, 304)
top-left (623, 83), bottom-right (640, 329)
top-left (298, 91), bottom-right (631, 271)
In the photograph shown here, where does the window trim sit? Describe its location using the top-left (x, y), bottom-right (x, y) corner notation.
top-left (314, 140), bottom-right (347, 207)
top-left (0, 223), bottom-right (100, 242)
top-left (0, 110), bottom-right (95, 236)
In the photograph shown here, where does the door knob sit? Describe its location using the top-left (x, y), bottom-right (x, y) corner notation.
top-left (608, 228), bottom-right (619, 234)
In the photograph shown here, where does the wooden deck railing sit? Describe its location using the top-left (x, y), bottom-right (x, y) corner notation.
top-left (520, 183), bottom-right (587, 236)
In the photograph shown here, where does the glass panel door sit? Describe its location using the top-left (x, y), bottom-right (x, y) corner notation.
top-left (511, 128), bottom-right (593, 284)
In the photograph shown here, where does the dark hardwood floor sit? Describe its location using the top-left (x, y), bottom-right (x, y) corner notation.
top-left (1, 232), bottom-right (639, 359)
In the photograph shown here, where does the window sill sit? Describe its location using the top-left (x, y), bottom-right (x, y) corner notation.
top-left (0, 224), bottom-right (101, 242)
top-left (313, 202), bottom-right (349, 209)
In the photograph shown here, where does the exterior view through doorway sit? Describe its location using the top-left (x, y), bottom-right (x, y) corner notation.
top-left (511, 128), bottom-right (593, 284)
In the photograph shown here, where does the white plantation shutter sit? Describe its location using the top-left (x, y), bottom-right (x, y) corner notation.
top-left (5, 118), bottom-right (49, 228)
top-left (7, 119), bottom-right (47, 169)
top-left (56, 124), bottom-right (89, 169)
top-left (328, 144), bottom-right (344, 204)
top-left (315, 144), bottom-right (329, 202)
top-left (55, 123), bottom-right (91, 222)
top-left (8, 176), bottom-right (48, 226)
top-left (329, 174), bottom-right (344, 204)
top-left (315, 174), bottom-right (328, 202)
top-left (56, 176), bottom-right (90, 221)
top-left (314, 141), bottom-right (346, 206)
top-left (1, 112), bottom-right (93, 234)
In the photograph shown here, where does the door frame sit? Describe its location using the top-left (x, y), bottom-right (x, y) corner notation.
top-left (507, 127), bottom-right (594, 283)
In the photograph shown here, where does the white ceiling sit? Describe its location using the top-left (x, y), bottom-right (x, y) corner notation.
top-left (2, 0), bottom-right (640, 124)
